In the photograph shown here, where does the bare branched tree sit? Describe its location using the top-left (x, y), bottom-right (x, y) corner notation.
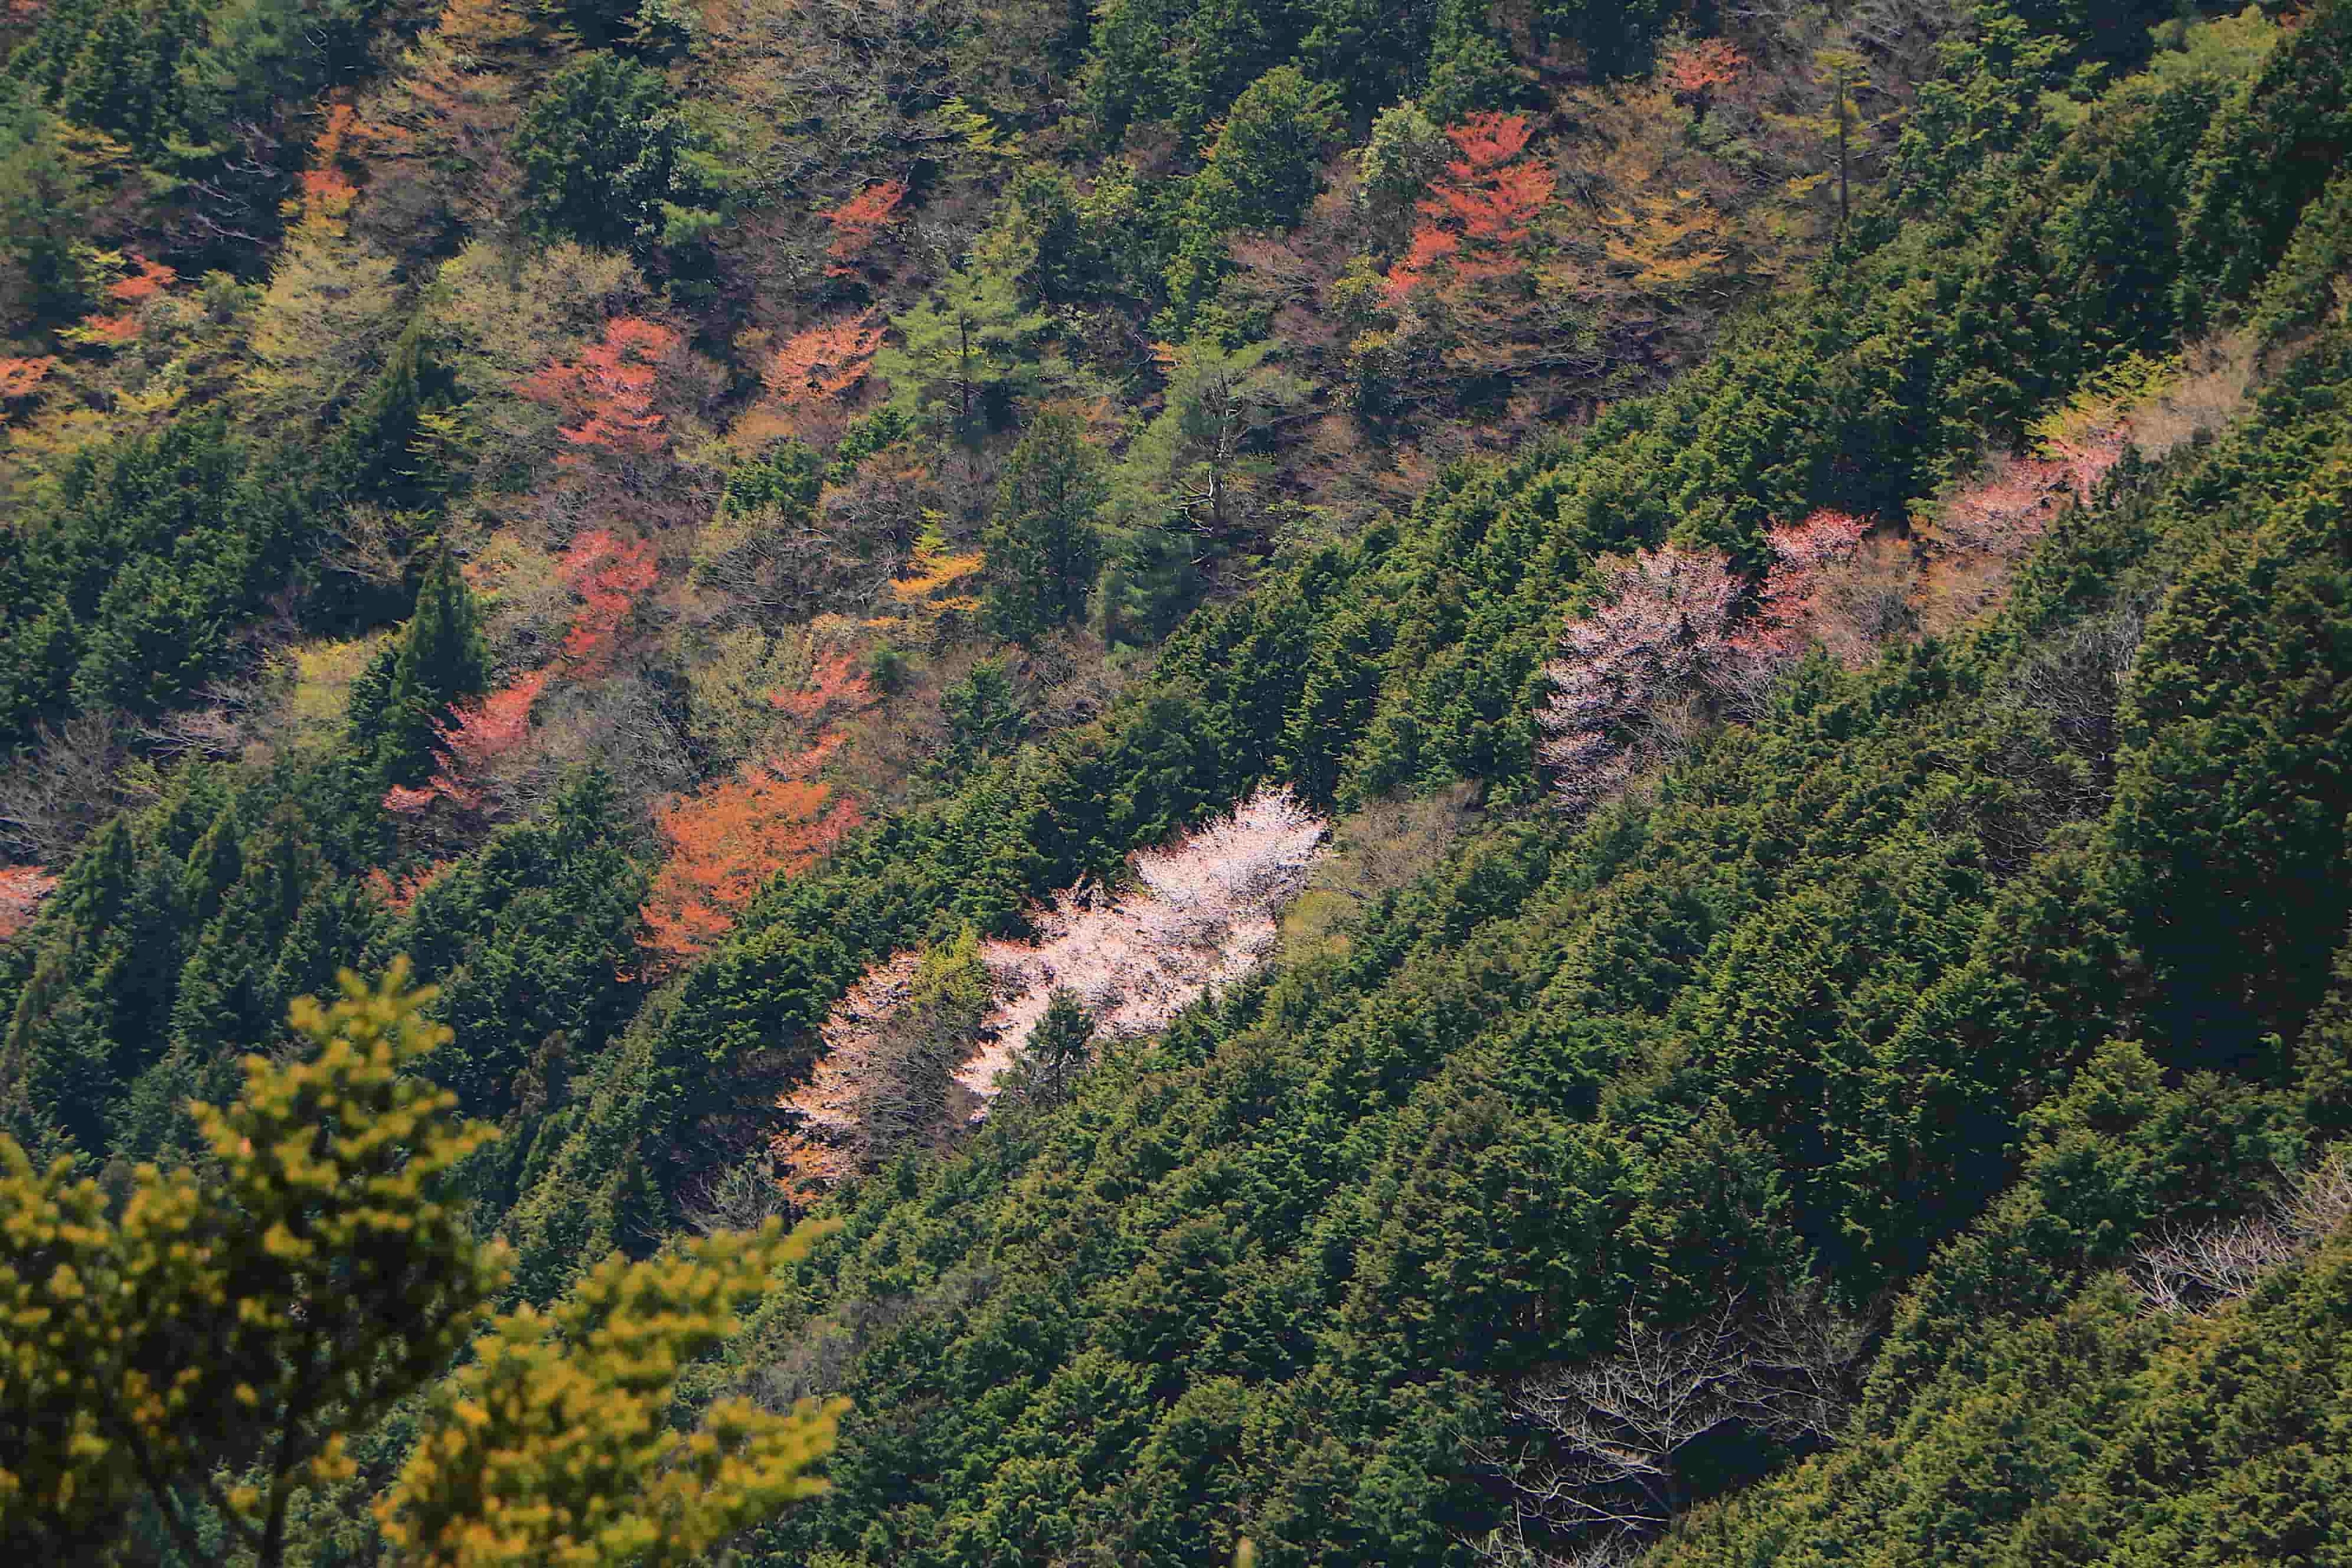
top-left (2129, 1148), bottom-right (2352, 1315)
top-left (1469, 1286), bottom-right (1871, 1560)
top-left (319, 503), bottom-right (423, 596)
top-left (136, 679), bottom-right (264, 763)
top-left (0, 711), bottom-right (130, 862)
top-left (2006, 604), bottom-right (2147, 786)
top-left (680, 1149), bottom-right (797, 1237)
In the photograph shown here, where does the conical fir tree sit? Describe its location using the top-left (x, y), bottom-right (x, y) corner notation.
top-left (180, 804), bottom-right (243, 927)
top-left (982, 409), bottom-right (1106, 640)
top-left (325, 320), bottom-right (427, 505)
top-left (374, 548), bottom-right (489, 786)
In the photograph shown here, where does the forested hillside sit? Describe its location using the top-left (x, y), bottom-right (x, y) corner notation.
top-left (4, 0), bottom-right (2352, 1562)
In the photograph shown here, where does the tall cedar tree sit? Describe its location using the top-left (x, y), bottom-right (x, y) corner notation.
top-left (374, 550), bottom-right (490, 787)
top-left (982, 410), bottom-right (1108, 640)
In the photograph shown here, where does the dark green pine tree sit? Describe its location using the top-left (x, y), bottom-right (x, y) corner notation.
top-left (180, 804), bottom-right (243, 927)
top-left (325, 321), bottom-right (428, 504)
top-left (58, 2), bottom-right (176, 152)
top-left (1163, 65), bottom-right (1339, 325)
top-left (1302, 0), bottom-right (1440, 122)
top-left (69, 553), bottom-right (244, 720)
top-left (1423, 0), bottom-right (1525, 121)
top-left (1095, 524), bottom-right (1200, 650)
top-left (0, 818), bottom-right (183, 1156)
top-left (937, 659), bottom-right (1025, 782)
top-left (163, 808), bottom-right (328, 1105)
top-left (510, 52), bottom-right (724, 259)
top-left (1022, 987), bottom-right (1095, 1107)
top-left (372, 548), bottom-right (489, 786)
top-left (982, 411), bottom-right (1107, 641)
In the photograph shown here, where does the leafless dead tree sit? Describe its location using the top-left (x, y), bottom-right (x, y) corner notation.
top-left (681, 1148), bottom-right (797, 1237)
top-left (841, 982), bottom-right (982, 1163)
top-left (0, 711), bottom-right (131, 862)
top-left (1464, 1522), bottom-right (1643, 1568)
top-left (2129, 1148), bottom-right (2352, 1315)
top-left (2007, 604), bottom-right (2147, 784)
top-left (318, 503), bottom-right (423, 597)
top-left (1469, 1286), bottom-right (1871, 1559)
top-left (136, 679), bottom-right (263, 762)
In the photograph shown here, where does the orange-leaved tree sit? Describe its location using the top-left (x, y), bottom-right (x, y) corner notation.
top-left (764, 314), bottom-right (885, 405)
top-left (1387, 112), bottom-right (1555, 299)
top-left (824, 180), bottom-right (908, 275)
top-left (0, 865), bottom-right (57, 941)
top-left (106, 254), bottom-right (177, 305)
top-left (737, 314), bottom-right (885, 448)
top-left (641, 745), bottom-right (864, 970)
top-left (0, 356), bottom-right (56, 406)
top-left (1661, 36), bottom-right (1748, 105)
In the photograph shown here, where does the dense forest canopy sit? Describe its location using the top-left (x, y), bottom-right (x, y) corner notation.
top-left (2, 0), bottom-right (2351, 1562)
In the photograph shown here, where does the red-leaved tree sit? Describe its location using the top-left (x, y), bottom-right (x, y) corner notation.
top-left (1661, 37), bottom-right (1748, 99)
top-left (823, 180), bottom-right (908, 276)
top-left (1740, 508), bottom-right (1873, 659)
top-left (767, 651), bottom-right (875, 728)
top-left (521, 317), bottom-right (682, 470)
top-left (1388, 113), bottom-right (1557, 300)
top-left (0, 865), bottom-right (57, 942)
top-left (382, 532), bottom-right (659, 816)
top-left (383, 668), bottom-right (550, 815)
top-left (556, 529), bottom-right (659, 675)
top-left (361, 859), bottom-right (454, 916)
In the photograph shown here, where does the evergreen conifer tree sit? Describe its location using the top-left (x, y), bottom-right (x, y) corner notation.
top-left (324, 319), bottom-right (429, 505)
top-left (178, 805), bottom-right (242, 931)
top-left (1425, 0), bottom-right (1524, 120)
top-left (1022, 986), bottom-right (1094, 1106)
top-left (982, 410), bottom-right (1107, 640)
top-left (373, 549), bottom-right (488, 786)
top-left (876, 263), bottom-right (1051, 479)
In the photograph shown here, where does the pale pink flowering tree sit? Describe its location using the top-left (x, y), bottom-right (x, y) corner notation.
top-left (1541, 390), bottom-right (2139, 812)
top-left (962, 786), bottom-right (1331, 1098)
top-left (776, 787), bottom-right (1332, 1188)
top-left (778, 951), bottom-right (931, 1192)
top-left (1536, 544), bottom-right (1748, 811)
top-left (1539, 512), bottom-right (1884, 810)
top-left (1927, 455), bottom-right (2072, 557)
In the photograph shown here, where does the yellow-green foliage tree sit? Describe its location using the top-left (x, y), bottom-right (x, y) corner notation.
top-left (0, 962), bottom-right (843, 1567)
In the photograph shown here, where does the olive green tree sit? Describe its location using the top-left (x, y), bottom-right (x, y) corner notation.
top-left (0, 963), bottom-right (843, 1566)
